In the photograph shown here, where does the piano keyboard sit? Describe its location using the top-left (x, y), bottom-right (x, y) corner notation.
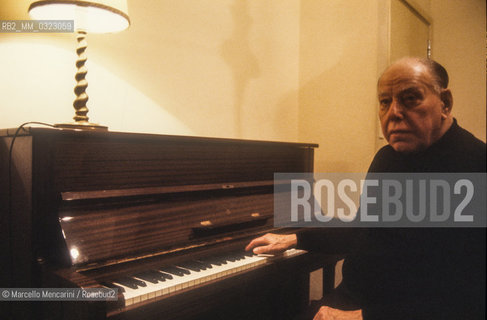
top-left (103, 249), bottom-right (304, 307)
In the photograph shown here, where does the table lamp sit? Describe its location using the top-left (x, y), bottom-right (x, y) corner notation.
top-left (28, 0), bottom-right (130, 131)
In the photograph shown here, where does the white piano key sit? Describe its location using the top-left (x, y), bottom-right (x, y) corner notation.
top-left (113, 249), bottom-right (304, 307)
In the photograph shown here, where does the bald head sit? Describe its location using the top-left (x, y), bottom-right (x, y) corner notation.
top-left (379, 57), bottom-right (449, 94)
top-left (377, 57), bottom-right (454, 153)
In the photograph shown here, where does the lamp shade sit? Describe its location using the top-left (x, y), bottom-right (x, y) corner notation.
top-left (28, 0), bottom-right (130, 33)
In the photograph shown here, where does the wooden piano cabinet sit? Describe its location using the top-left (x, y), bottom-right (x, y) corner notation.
top-left (0, 127), bottom-right (338, 320)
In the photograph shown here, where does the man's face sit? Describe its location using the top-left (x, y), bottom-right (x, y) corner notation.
top-left (377, 62), bottom-right (450, 154)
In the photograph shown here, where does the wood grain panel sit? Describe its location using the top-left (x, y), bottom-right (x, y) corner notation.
top-left (59, 187), bottom-right (275, 266)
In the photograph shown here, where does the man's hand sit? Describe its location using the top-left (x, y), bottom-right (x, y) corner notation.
top-left (245, 233), bottom-right (297, 255)
top-left (313, 306), bottom-right (362, 320)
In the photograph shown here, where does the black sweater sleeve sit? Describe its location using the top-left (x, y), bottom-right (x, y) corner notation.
top-left (296, 228), bottom-right (367, 254)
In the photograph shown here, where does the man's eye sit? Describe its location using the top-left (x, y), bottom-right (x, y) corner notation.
top-left (401, 94), bottom-right (420, 107)
top-left (379, 99), bottom-right (391, 110)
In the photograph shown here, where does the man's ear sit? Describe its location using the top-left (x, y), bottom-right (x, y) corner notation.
top-left (440, 89), bottom-right (453, 115)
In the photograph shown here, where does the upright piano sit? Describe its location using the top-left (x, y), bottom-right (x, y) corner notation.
top-left (0, 127), bottom-right (336, 320)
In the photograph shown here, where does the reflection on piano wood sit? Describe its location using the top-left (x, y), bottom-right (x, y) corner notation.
top-left (0, 127), bottom-right (337, 320)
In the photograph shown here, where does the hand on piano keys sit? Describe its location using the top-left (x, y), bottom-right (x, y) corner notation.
top-left (245, 233), bottom-right (298, 255)
top-left (102, 249), bottom-right (304, 307)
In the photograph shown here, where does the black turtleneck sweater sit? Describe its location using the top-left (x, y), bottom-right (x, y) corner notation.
top-left (297, 119), bottom-right (486, 319)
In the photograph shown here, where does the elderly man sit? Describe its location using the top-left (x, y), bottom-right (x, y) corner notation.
top-left (246, 57), bottom-right (486, 319)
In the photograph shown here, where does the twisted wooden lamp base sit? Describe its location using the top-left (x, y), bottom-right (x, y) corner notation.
top-left (55, 29), bottom-right (108, 131)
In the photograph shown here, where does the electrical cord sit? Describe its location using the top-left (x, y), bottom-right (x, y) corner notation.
top-left (6, 122), bottom-right (54, 291)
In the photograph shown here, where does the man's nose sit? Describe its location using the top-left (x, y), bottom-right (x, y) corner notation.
top-left (388, 99), bottom-right (405, 119)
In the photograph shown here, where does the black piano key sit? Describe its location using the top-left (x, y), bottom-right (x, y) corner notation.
top-left (177, 261), bottom-right (202, 272)
top-left (211, 260), bottom-right (224, 266)
top-left (134, 271), bottom-right (163, 284)
top-left (237, 252), bottom-right (246, 258)
top-left (203, 255), bottom-right (228, 265)
top-left (160, 266), bottom-right (189, 277)
top-left (196, 259), bottom-right (213, 270)
top-left (115, 276), bottom-right (147, 289)
top-left (199, 257), bottom-right (223, 266)
top-left (114, 278), bottom-right (138, 289)
top-left (100, 281), bottom-right (125, 293)
top-left (133, 277), bottom-right (147, 287)
top-left (158, 271), bottom-right (173, 280)
top-left (192, 260), bottom-right (209, 270)
top-left (226, 252), bottom-right (244, 262)
top-left (236, 252), bottom-right (249, 259)
top-left (148, 270), bottom-right (170, 281)
top-left (215, 256), bottom-right (228, 264)
top-left (226, 250), bottom-right (254, 261)
top-left (132, 274), bottom-right (156, 284)
top-left (185, 260), bottom-right (207, 270)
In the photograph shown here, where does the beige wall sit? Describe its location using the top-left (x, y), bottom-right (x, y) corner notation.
top-left (0, 0), bottom-right (301, 141)
top-left (431, 0), bottom-right (486, 142)
top-left (298, 0), bottom-right (380, 173)
top-left (1, 0), bottom-right (485, 172)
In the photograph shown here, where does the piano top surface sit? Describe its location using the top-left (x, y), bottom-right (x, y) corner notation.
top-left (1, 126), bottom-right (318, 148)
